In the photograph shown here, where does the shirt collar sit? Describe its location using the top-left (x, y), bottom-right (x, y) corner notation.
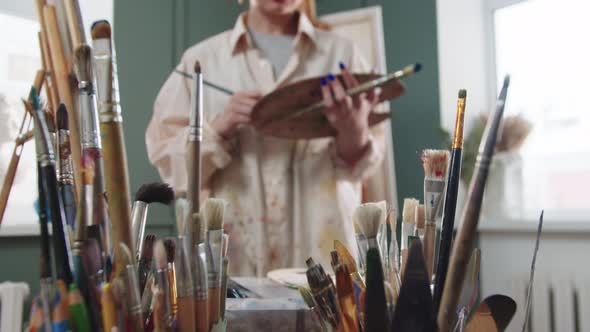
top-left (229, 11), bottom-right (318, 54)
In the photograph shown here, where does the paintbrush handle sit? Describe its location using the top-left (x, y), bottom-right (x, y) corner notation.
top-left (433, 148), bottom-right (462, 311)
top-left (195, 298), bottom-right (209, 332)
top-left (100, 120), bottom-right (134, 259)
top-left (63, 0), bottom-right (85, 48)
top-left (423, 222), bottom-right (436, 280)
top-left (177, 297), bottom-right (196, 332)
top-left (0, 138), bottom-right (25, 223)
top-left (209, 287), bottom-right (220, 328)
top-left (60, 183), bottom-right (77, 229)
top-left (43, 5), bottom-right (82, 194)
top-left (38, 32), bottom-right (59, 112)
top-left (187, 140), bottom-right (202, 242)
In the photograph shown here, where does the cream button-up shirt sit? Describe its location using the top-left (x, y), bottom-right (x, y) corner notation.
top-left (146, 13), bottom-right (385, 276)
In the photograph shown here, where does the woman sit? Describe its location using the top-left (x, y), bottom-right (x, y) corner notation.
top-left (146, 0), bottom-right (389, 276)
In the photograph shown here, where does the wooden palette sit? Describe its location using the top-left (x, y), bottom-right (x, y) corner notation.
top-left (251, 73), bottom-right (406, 139)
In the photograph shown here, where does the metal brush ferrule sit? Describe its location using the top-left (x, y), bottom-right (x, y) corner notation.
top-left (131, 201), bottom-right (149, 256)
top-left (189, 71), bottom-right (203, 139)
top-left (367, 237), bottom-right (379, 250)
top-left (452, 97), bottom-right (467, 149)
top-left (176, 236), bottom-right (194, 297)
top-left (156, 269), bottom-right (173, 322)
top-left (207, 230), bottom-right (223, 287)
top-left (58, 129), bottom-right (74, 184)
top-left (79, 90), bottom-right (102, 149)
top-left (33, 110), bottom-right (56, 167)
top-left (194, 242), bottom-right (209, 299)
top-left (125, 264), bottom-right (143, 315)
top-left (424, 179), bottom-right (446, 222)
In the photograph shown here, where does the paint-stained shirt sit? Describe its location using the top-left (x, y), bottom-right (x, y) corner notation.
top-left (146, 12), bottom-right (386, 277)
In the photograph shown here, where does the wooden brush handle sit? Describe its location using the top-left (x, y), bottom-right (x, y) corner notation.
top-left (400, 248), bottom-right (408, 282)
top-left (177, 297), bottom-right (196, 332)
top-left (423, 223), bottom-right (436, 279)
top-left (209, 287), bottom-right (220, 328)
top-left (195, 298), bottom-right (209, 332)
top-left (38, 33), bottom-right (59, 112)
top-left (186, 139), bottom-right (203, 242)
top-left (63, 0), bottom-right (85, 48)
top-left (43, 5), bottom-right (82, 194)
top-left (100, 121), bottom-right (133, 261)
top-left (0, 142), bottom-right (23, 223)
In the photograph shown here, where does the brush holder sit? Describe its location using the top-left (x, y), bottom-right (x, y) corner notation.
top-left (481, 152), bottom-right (524, 220)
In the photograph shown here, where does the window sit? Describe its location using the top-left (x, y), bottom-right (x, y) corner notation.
top-left (491, 0), bottom-right (590, 220)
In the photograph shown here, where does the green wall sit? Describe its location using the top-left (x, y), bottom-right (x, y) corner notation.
top-left (0, 0), bottom-right (440, 318)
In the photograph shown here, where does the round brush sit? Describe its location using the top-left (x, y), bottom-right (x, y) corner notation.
top-left (154, 240), bottom-right (174, 329)
top-left (205, 198), bottom-right (226, 327)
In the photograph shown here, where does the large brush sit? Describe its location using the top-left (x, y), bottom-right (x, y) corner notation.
top-left (400, 198), bottom-right (419, 279)
top-left (91, 21), bottom-right (134, 259)
top-left (437, 78), bottom-right (509, 332)
top-left (205, 198), bottom-right (225, 327)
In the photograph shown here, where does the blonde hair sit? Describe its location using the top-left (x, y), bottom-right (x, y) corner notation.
top-left (239, 0), bottom-right (330, 30)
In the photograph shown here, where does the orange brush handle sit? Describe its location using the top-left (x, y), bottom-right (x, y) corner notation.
top-left (195, 298), bottom-right (209, 332)
top-left (209, 288), bottom-right (220, 328)
top-left (177, 297), bottom-right (196, 332)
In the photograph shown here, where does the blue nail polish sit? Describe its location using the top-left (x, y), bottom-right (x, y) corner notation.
top-left (320, 77), bottom-right (327, 86)
top-left (339, 61), bottom-right (345, 70)
top-left (328, 73), bottom-right (335, 81)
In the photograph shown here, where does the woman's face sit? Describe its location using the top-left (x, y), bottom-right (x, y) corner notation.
top-left (249, 0), bottom-right (304, 16)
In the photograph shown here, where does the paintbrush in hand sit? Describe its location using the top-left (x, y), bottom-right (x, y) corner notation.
top-left (433, 89), bottom-right (467, 312)
top-left (91, 21), bottom-right (134, 261)
top-left (205, 198), bottom-right (225, 327)
top-left (74, 44), bottom-right (115, 272)
top-left (421, 149), bottom-right (449, 279)
top-left (131, 182), bottom-right (174, 257)
top-left (57, 104), bottom-right (77, 231)
top-left (401, 198), bottom-right (418, 279)
top-left (437, 79), bottom-right (509, 332)
top-left (353, 203), bottom-right (389, 332)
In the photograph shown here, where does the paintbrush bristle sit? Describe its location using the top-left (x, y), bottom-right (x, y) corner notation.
top-left (74, 44), bottom-right (93, 83)
top-left (154, 240), bottom-right (167, 270)
top-left (119, 243), bottom-right (134, 267)
top-left (422, 149), bottom-right (450, 179)
top-left (90, 20), bottom-right (111, 40)
top-left (387, 209), bottom-right (397, 235)
top-left (175, 198), bottom-right (188, 236)
top-left (402, 198), bottom-right (419, 224)
top-left (353, 201), bottom-right (386, 239)
top-left (415, 204), bottom-right (425, 229)
top-left (458, 89), bottom-right (467, 99)
top-left (205, 198), bottom-right (225, 231)
top-left (57, 104), bottom-right (68, 130)
top-left (163, 238), bottom-right (176, 263)
top-left (141, 234), bottom-right (156, 261)
top-left (194, 61), bottom-right (201, 74)
top-left (135, 182), bottom-right (174, 205)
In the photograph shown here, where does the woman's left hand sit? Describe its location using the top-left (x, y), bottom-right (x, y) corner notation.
top-left (321, 63), bottom-right (381, 164)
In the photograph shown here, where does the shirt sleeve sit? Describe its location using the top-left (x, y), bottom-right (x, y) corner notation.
top-left (329, 43), bottom-right (386, 181)
top-left (145, 54), bottom-right (234, 194)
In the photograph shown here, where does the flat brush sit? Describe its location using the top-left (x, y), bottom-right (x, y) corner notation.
top-left (433, 89), bottom-right (467, 312)
top-left (306, 258), bottom-right (340, 328)
top-left (220, 257), bottom-right (229, 321)
top-left (414, 204), bottom-right (425, 237)
top-left (31, 88), bottom-right (74, 286)
top-left (421, 149), bottom-right (450, 279)
top-left (401, 198), bottom-right (418, 279)
top-left (176, 232), bottom-right (196, 332)
top-left (194, 241), bottom-right (209, 332)
top-left (205, 198), bottom-right (225, 327)
top-left (155, 240), bottom-right (174, 329)
top-left (120, 243), bottom-right (144, 331)
top-left (92, 21), bottom-right (134, 264)
top-left (57, 104), bottom-right (77, 232)
top-left (331, 252), bottom-right (359, 332)
top-left (188, 61), bottom-right (205, 246)
top-left (131, 182), bottom-right (174, 257)
top-left (438, 79), bottom-right (509, 332)
top-left (391, 241), bottom-right (437, 332)
top-left (74, 44), bottom-right (114, 270)
top-left (387, 209), bottom-right (401, 298)
top-left (138, 234), bottom-right (156, 293)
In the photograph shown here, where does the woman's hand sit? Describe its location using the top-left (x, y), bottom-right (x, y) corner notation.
top-left (211, 91), bottom-right (263, 138)
top-left (321, 63), bottom-right (381, 164)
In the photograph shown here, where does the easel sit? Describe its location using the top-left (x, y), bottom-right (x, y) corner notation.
top-left (0, 0), bottom-right (85, 226)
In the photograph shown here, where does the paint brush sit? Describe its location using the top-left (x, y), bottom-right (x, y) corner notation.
top-left (51, 291), bottom-right (71, 332)
top-left (437, 78), bottom-right (509, 332)
top-left (80, 238), bottom-right (104, 331)
top-left (299, 286), bottom-right (328, 332)
top-left (174, 69), bottom-right (234, 96)
top-left (120, 243), bottom-right (145, 331)
top-left (353, 203), bottom-right (389, 332)
top-left (92, 21), bottom-right (134, 263)
top-left (331, 252), bottom-right (359, 332)
top-left (305, 258), bottom-right (340, 328)
top-left (455, 248), bottom-right (481, 332)
top-left (139, 234), bottom-right (156, 293)
top-left (187, 61), bottom-right (205, 246)
top-left (205, 198), bottom-right (225, 327)
top-left (155, 240), bottom-right (174, 329)
top-left (164, 238), bottom-right (178, 319)
top-left (400, 198), bottom-right (418, 279)
top-left (421, 149), bottom-right (450, 279)
top-left (101, 283), bottom-right (117, 332)
top-left (220, 257), bottom-right (229, 321)
top-left (353, 220), bottom-right (369, 274)
top-left (68, 283), bottom-right (91, 332)
top-left (131, 182), bottom-right (174, 257)
top-left (176, 231), bottom-right (196, 332)
top-left (523, 211), bottom-right (544, 332)
top-left (391, 241), bottom-right (437, 332)
top-left (433, 89), bottom-right (468, 312)
top-left (387, 209), bottom-right (401, 298)
top-left (57, 104), bottom-right (77, 231)
top-left (63, 0), bottom-right (85, 49)
top-left (74, 44), bottom-right (115, 270)
top-left (31, 87), bottom-right (75, 286)
top-left (194, 241), bottom-right (209, 332)
top-left (414, 204), bottom-right (425, 237)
